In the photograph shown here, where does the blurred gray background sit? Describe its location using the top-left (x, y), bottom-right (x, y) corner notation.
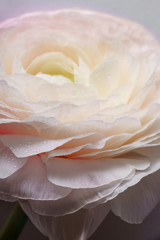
top-left (0, 0), bottom-right (160, 38)
top-left (0, 0), bottom-right (160, 239)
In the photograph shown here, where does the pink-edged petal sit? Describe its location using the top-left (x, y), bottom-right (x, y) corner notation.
top-left (0, 132), bottom-right (104, 158)
top-left (0, 135), bottom-right (74, 157)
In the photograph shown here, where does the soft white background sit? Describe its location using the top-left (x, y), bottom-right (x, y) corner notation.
top-left (0, 0), bottom-right (160, 239)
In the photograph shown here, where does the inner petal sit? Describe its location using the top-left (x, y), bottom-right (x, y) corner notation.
top-left (89, 44), bottom-right (140, 101)
top-left (26, 52), bottom-right (75, 81)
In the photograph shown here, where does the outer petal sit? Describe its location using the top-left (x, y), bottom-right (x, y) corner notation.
top-left (0, 132), bottom-right (104, 157)
top-left (110, 146), bottom-right (160, 223)
top-left (0, 141), bottom-right (26, 179)
top-left (20, 200), bottom-right (110, 240)
top-left (0, 156), bottom-right (71, 200)
top-left (27, 179), bottom-right (121, 216)
top-left (110, 169), bottom-right (160, 223)
top-left (46, 156), bottom-right (149, 189)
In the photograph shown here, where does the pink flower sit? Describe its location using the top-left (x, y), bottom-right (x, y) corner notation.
top-left (0, 9), bottom-right (160, 240)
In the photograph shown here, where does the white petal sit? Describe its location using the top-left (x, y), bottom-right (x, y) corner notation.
top-left (0, 156), bottom-right (71, 200)
top-left (36, 73), bottom-right (71, 85)
top-left (20, 200), bottom-right (109, 240)
top-left (0, 141), bottom-right (26, 179)
top-left (46, 156), bottom-right (149, 189)
top-left (110, 169), bottom-right (160, 224)
top-left (90, 57), bottom-right (120, 98)
top-left (12, 58), bottom-right (26, 74)
top-left (28, 180), bottom-right (120, 216)
top-left (109, 146), bottom-right (160, 223)
top-left (0, 132), bottom-right (104, 158)
top-left (74, 57), bottom-right (91, 85)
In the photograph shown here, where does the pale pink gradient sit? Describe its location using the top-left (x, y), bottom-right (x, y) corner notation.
top-left (0, 6), bottom-right (160, 240)
top-left (0, 0), bottom-right (160, 38)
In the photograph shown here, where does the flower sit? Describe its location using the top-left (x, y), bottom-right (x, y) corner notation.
top-left (0, 8), bottom-right (160, 240)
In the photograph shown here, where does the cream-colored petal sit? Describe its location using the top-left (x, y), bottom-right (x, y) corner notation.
top-left (0, 132), bottom-right (104, 158)
top-left (90, 57), bottom-right (119, 98)
top-left (27, 52), bottom-right (75, 80)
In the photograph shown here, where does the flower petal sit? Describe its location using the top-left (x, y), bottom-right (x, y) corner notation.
top-left (0, 156), bottom-right (71, 200)
top-left (20, 200), bottom-right (109, 240)
top-left (0, 141), bottom-right (26, 179)
top-left (110, 146), bottom-right (160, 223)
top-left (46, 156), bottom-right (149, 189)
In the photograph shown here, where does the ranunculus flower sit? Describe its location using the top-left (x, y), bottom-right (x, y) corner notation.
top-left (0, 9), bottom-right (160, 240)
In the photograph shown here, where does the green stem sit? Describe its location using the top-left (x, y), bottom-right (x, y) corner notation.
top-left (0, 202), bottom-right (28, 240)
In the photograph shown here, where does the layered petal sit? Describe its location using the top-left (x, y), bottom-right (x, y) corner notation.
top-left (20, 200), bottom-right (109, 240)
top-left (0, 156), bottom-right (71, 200)
top-left (0, 8), bottom-right (160, 240)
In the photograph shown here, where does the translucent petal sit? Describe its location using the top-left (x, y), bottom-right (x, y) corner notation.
top-left (0, 141), bottom-right (26, 179)
top-left (46, 157), bottom-right (149, 189)
top-left (20, 200), bottom-right (110, 240)
top-left (0, 156), bottom-right (71, 200)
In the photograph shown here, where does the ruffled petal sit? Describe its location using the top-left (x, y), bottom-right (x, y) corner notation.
top-left (0, 141), bottom-right (26, 179)
top-left (0, 9), bottom-right (160, 240)
top-left (0, 156), bottom-right (71, 200)
top-left (46, 156), bottom-right (149, 189)
top-left (110, 146), bottom-right (160, 223)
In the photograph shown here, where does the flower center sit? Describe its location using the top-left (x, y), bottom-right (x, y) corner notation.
top-left (26, 52), bottom-right (74, 82)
